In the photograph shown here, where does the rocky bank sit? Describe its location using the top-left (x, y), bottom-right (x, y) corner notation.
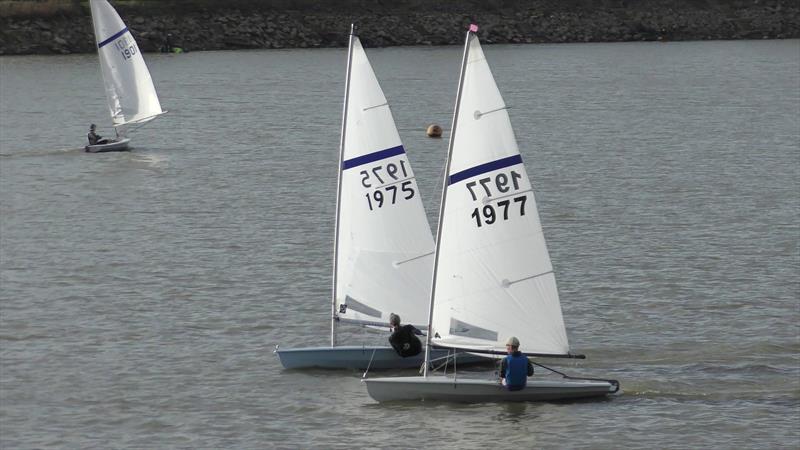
top-left (1, 0), bottom-right (798, 55)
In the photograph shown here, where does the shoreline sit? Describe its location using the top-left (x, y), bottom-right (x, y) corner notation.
top-left (1, 0), bottom-right (798, 55)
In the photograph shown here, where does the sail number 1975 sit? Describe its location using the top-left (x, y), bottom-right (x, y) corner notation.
top-left (361, 160), bottom-right (415, 211)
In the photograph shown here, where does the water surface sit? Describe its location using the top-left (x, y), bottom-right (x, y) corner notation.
top-left (1, 39), bottom-right (798, 448)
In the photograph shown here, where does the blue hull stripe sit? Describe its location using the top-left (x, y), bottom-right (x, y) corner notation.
top-left (342, 145), bottom-right (405, 170)
top-left (98, 27), bottom-right (129, 49)
top-left (449, 154), bottom-right (523, 185)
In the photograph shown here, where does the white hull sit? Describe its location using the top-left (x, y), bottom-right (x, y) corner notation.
top-left (275, 345), bottom-right (490, 370)
top-left (85, 138), bottom-right (130, 153)
top-left (363, 375), bottom-right (619, 403)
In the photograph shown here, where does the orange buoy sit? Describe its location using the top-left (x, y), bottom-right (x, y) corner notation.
top-left (426, 124), bottom-right (442, 138)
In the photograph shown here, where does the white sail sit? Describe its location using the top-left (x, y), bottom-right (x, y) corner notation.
top-left (89, 0), bottom-right (163, 127)
top-left (429, 34), bottom-right (569, 355)
top-left (334, 37), bottom-right (435, 328)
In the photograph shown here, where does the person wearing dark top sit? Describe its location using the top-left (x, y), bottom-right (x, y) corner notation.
top-left (388, 313), bottom-right (422, 357)
top-left (87, 124), bottom-right (109, 146)
top-left (499, 336), bottom-right (534, 391)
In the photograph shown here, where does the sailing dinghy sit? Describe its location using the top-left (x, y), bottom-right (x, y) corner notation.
top-left (363, 26), bottom-right (620, 401)
top-left (276, 26), bottom-right (485, 370)
top-left (85, 0), bottom-right (165, 153)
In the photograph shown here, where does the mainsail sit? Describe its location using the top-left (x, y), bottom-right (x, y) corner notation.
top-left (89, 0), bottom-right (163, 127)
top-left (429, 34), bottom-right (569, 356)
top-left (333, 36), bottom-right (435, 329)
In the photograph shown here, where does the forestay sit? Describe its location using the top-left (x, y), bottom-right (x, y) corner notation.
top-left (90, 0), bottom-right (163, 127)
top-left (429, 35), bottom-right (569, 355)
top-left (334, 37), bottom-right (435, 329)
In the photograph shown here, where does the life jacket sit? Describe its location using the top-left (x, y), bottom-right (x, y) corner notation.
top-left (88, 131), bottom-right (101, 145)
top-left (504, 352), bottom-right (528, 390)
top-left (389, 325), bottom-right (422, 357)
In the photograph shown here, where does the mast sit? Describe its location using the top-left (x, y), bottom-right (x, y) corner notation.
top-left (423, 25), bottom-right (475, 377)
top-left (331, 24), bottom-right (356, 347)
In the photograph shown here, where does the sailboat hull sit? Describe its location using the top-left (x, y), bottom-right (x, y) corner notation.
top-left (363, 376), bottom-right (618, 403)
top-left (275, 345), bottom-right (490, 370)
top-left (85, 138), bottom-right (131, 153)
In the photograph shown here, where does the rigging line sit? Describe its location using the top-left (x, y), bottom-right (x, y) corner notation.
top-left (531, 360), bottom-right (621, 393)
top-left (453, 348), bottom-right (458, 384)
top-left (427, 349), bottom-right (478, 375)
top-left (361, 347), bottom-right (378, 379)
top-left (429, 349), bottom-right (452, 374)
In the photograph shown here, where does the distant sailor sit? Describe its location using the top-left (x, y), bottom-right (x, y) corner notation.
top-left (388, 313), bottom-right (422, 357)
top-left (499, 336), bottom-right (534, 391)
top-left (87, 124), bottom-right (109, 146)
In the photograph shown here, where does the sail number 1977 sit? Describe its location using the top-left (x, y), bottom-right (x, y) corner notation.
top-left (466, 170), bottom-right (527, 227)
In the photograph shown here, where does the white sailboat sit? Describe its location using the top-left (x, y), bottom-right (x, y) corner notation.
top-left (363, 26), bottom-right (620, 401)
top-left (85, 0), bottom-right (165, 153)
top-left (276, 26), bottom-right (485, 370)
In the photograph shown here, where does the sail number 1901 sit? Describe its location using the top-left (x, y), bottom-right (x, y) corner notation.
top-left (466, 170), bottom-right (528, 227)
top-left (114, 36), bottom-right (138, 60)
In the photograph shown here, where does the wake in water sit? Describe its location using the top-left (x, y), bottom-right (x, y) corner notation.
top-left (0, 146), bottom-right (86, 158)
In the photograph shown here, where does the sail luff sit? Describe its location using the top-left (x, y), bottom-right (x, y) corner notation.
top-left (89, 0), bottom-right (120, 124)
top-left (331, 24), bottom-right (356, 347)
top-left (423, 28), bottom-right (474, 377)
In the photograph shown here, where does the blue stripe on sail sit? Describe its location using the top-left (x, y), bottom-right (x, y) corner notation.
top-left (98, 27), bottom-right (129, 49)
top-left (342, 145), bottom-right (405, 170)
top-left (449, 154), bottom-right (523, 185)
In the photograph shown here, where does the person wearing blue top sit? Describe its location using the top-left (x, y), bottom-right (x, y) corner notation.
top-left (499, 336), bottom-right (534, 391)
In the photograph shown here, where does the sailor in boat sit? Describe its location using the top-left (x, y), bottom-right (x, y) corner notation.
top-left (161, 33), bottom-right (185, 54)
top-left (499, 336), bottom-right (534, 391)
top-left (388, 313), bottom-right (422, 357)
top-left (87, 124), bottom-right (111, 146)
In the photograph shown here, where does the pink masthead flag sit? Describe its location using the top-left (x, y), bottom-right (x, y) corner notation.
top-left (469, 24), bottom-right (479, 32)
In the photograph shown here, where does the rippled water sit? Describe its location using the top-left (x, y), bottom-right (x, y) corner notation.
top-left (1, 39), bottom-right (798, 448)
